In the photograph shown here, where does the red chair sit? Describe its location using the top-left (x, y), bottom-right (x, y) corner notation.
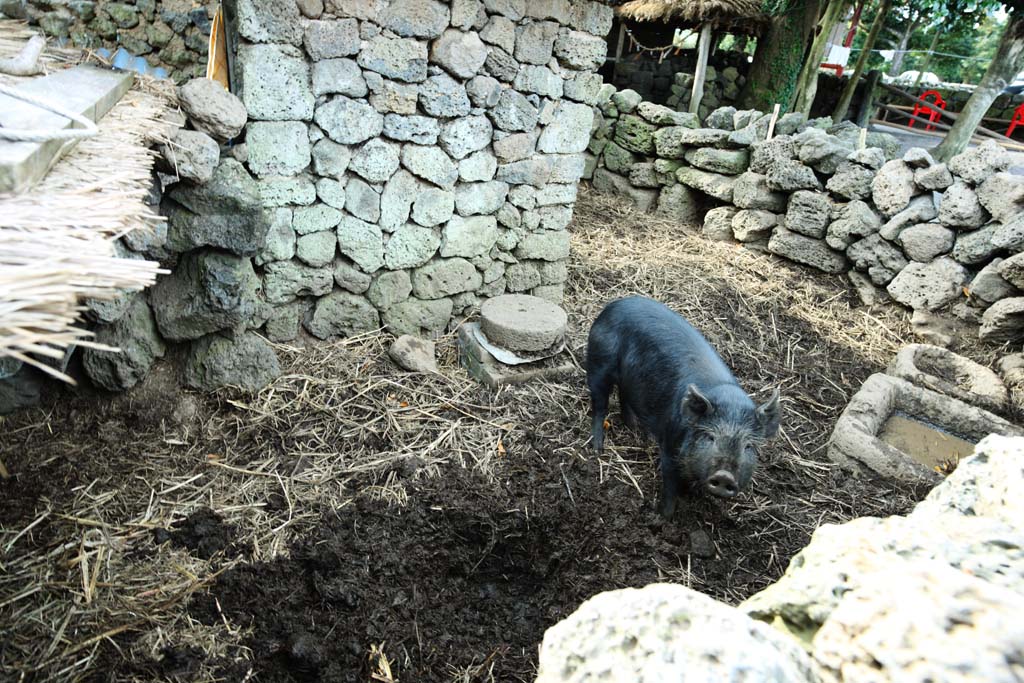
top-left (1006, 102), bottom-right (1024, 138)
top-left (909, 90), bottom-right (947, 131)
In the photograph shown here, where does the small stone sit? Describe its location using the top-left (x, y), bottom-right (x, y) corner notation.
top-left (898, 223), bottom-right (955, 262)
top-left (947, 139), bottom-right (1011, 185)
top-left (684, 148), bottom-right (750, 175)
top-left (384, 223), bottom-right (441, 269)
top-left (826, 161), bottom-right (874, 201)
top-left (514, 20), bottom-right (558, 65)
top-left (337, 215), bottom-right (384, 272)
top-left (731, 209), bottom-right (777, 242)
top-left (886, 257), bottom-right (969, 311)
top-left (914, 163), bottom-right (954, 191)
top-left (980, 297), bottom-right (1024, 343)
top-left (970, 258), bottom-right (1019, 306)
top-left (439, 116), bottom-right (493, 160)
top-left (234, 0), bottom-right (302, 44)
top-left (441, 215), bottom-right (500, 256)
top-left (158, 129), bottom-right (219, 184)
top-left (382, 298), bottom-right (454, 336)
top-left (245, 122), bottom-right (311, 177)
top-left (311, 139), bottom-right (352, 178)
top-left (952, 223), bottom-right (1001, 265)
top-left (412, 188), bottom-right (456, 226)
top-left (315, 95), bottom-right (384, 145)
top-left (702, 206), bottom-right (738, 241)
top-left (460, 150), bottom-right (498, 182)
top-left (537, 102), bottom-right (594, 154)
top-left (786, 190), bottom-right (832, 239)
top-left (264, 260), bottom-right (334, 302)
top-left (349, 139), bottom-right (401, 183)
top-left (303, 19), bottom-right (359, 60)
top-left (490, 89), bottom-right (539, 132)
top-left (765, 159), bottom-right (819, 192)
top-left (358, 35), bottom-right (428, 83)
top-left (237, 44), bottom-right (314, 121)
top-left (344, 177), bottom-right (381, 222)
top-left (311, 58), bottom-right (367, 98)
top-left (420, 72), bottom-right (472, 118)
top-left (402, 145), bottom-right (458, 189)
top-left (998, 252), bottom-right (1024, 289)
top-left (83, 297), bottom-right (166, 391)
top-left (367, 269), bottom-right (413, 310)
top-left (675, 167), bottom-right (736, 202)
top-left (481, 15), bottom-right (516, 52)
top-left (378, 0), bottom-right (450, 39)
top-left (847, 234), bottom-right (909, 286)
top-left (296, 230), bottom-right (337, 267)
top-left (334, 259), bottom-right (373, 293)
top-left (903, 147), bottom-right (935, 168)
top-left (412, 258), bottom-right (483, 298)
top-left (768, 227), bottom-right (846, 274)
top-left (389, 335), bottom-right (439, 372)
top-left (185, 333), bottom-right (281, 391)
top-left (976, 172), bottom-right (1024, 224)
top-left (177, 78), bottom-right (247, 140)
top-left (553, 29), bottom-right (605, 70)
top-left (431, 29), bottom-right (488, 79)
top-left (306, 291), bottom-right (380, 339)
top-left (466, 75), bottom-right (502, 108)
top-left (871, 160), bottom-right (916, 217)
top-left (938, 179), bottom-right (989, 229)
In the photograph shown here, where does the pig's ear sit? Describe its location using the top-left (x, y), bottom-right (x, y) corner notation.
top-left (756, 388), bottom-right (781, 438)
top-left (682, 384), bottom-right (714, 418)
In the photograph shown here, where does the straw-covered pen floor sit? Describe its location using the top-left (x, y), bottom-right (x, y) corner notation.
top-left (1, 189), bottom-right (992, 682)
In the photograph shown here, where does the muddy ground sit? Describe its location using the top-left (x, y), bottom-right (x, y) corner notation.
top-left (1, 191), bottom-right (972, 682)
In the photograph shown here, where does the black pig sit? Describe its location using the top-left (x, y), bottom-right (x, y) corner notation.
top-left (586, 296), bottom-right (780, 517)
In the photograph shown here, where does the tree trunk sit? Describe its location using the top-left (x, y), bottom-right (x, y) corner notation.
top-left (933, 11), bottom-right (1024, 161)
top-left (832, 0), bottom-right (891, 123)
top-left (887, 14), bottom-right (921, 76)
top-left (912, 29), bottom-right (941, 88)
top-left (738, 0), bottom-right (821, 111)
top-left (793, 0), bottom-right (850, 117)
top-left (854, 68), bottom-right (883, 127)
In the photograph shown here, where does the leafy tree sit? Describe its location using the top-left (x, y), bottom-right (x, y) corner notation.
top-left (738, 0), bottom-right (822, 111)
top-left (934, 5), bottom-right (1024, 160)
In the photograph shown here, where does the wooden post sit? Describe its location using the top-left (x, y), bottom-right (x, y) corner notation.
top-left (854, 68), bottom-right (882, 128)
top-left (613, 23), bottom-right (626, 84)
top-left (689, 23), bottom-right (712, 115)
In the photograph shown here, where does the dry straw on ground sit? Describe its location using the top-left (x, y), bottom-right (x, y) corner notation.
top-left (0, 23), bottom-right (175, 379)
top-left (2, 189), bottom-right (956, 681)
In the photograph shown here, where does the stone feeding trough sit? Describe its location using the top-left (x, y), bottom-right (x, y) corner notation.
top-left (828, 351), bottom-right (1024, 485)
top-left (459, 294), bottom-right (575, 388)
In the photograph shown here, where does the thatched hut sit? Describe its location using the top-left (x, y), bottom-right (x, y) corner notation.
top-left (606, 0), bottom-right (770, 113)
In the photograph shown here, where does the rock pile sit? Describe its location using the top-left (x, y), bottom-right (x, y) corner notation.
top-left (535, 433), bottom-right (1024, 683)
top-left (587, 86), bottom-right (1024, 346)
top-left (0, 0), bottom-right (217, 83)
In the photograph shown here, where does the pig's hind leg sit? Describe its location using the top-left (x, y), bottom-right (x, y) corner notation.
top-left (586, 365), bottom-right (615, 453)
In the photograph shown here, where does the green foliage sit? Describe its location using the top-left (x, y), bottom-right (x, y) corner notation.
top-left (852, 0), bottom-right (1007, 83)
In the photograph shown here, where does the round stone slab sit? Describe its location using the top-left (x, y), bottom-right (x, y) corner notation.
top-left (480, 294), bottom-right (568, 353)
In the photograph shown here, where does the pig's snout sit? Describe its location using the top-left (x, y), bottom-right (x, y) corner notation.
top-left (706, 470), bottom-right (739, 498)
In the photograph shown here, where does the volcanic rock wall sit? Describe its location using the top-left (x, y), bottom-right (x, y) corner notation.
top-left (73, 0), bottom-right (615, 394)
top-left (587, 85), bottom-right (1024, 345)
top-left (0, 0), bottom-right (217, 82)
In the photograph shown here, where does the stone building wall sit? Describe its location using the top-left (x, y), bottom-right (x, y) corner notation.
top-left (610, 51), bottom-right (749, 117)
top-left (587, 84), bottom-right (1024, 345)
top-left (205, 0), bottom-right (612, 349)
top-left (0, 0), bottom-right (217, 82)
top-left (56, 0), bottom-right (615, 396)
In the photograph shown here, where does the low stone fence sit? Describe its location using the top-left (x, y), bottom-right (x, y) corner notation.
top-left (610, 50), bottom-right (749, 115)
top-left (586, 85), bottom-right (1024, 345)
top-left (0, 0), bottom-right (218, 83)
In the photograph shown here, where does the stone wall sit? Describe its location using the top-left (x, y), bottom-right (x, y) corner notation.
top-left (69, 0), bottom-right (614, 395)
top-left (586, 84), bottom-right (1024, 345)
top-left (0, 0), bottom-right (217, 83)
top-left (610, 51), bottom-right (748, 117)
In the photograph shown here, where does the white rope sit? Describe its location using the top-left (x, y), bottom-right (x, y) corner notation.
top-left (0, 82), bottom-right (99, 143)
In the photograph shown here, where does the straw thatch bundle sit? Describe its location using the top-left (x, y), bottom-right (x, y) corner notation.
top-left (0, 23), bottom-right (177, 381)
top-left (615, 0), bottom-right (768, 31)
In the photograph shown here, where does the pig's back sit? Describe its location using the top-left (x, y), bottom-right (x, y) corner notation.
top-left (593, 296), bottom-right (737, 389)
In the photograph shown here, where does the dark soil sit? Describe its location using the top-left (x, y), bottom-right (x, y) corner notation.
top-left (1, 193), bottom-right (938, 682)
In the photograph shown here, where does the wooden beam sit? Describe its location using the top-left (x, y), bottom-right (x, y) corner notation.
top-left (612, 23), bottom-right (626, 82)
top-left (0, 65), bottom-right (133, 194)
top-left (871, 118), bottom-right (1024, 152)
top-left (689, 23), bottom-right (712, 115)
top-left (877, 81), bottom-right (1018, 144)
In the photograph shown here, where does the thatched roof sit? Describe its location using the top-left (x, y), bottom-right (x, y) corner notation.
top-left (0, 23), bottom-right (172, 382)
top-left (615, 0), bottom-right (769, 30)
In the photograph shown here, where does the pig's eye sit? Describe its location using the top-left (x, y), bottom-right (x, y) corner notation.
top-left (745, 445), bottom-right (757, 457)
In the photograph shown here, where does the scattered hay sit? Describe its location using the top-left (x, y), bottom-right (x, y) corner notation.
top-left (2, 189), bottom-right (957, 681)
